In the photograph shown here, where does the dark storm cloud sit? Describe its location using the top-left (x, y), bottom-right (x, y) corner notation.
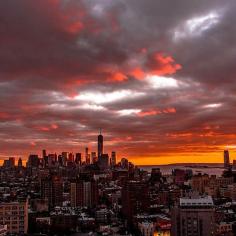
top-left (0, 0), bottom-right (236, 162)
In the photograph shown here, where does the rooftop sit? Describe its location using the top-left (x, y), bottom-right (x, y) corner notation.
top-left (180, 196), bottom-right (214, 207)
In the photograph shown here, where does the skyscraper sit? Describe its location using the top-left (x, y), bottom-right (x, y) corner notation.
top-left (61, 152), bottom-right (68, 166)
top-left (27, 154), bottom-right (39, 168)
top-left (85, 147), bottom-right (90, 164)
top-left (18, 157), bottom-right (23, 167)
top-left (9, 157), bottom-right (15, 167)
top-left (42, 149), bottom-right (47, 158)
top-left (75, 153), bottom-right (82, 165)
top-left (91, 152), bottom-right (97, 164)
top-left (98, 130), bottom-right (103, 159)
top-left (3, 157), bottom-right (15, 168)
top-left (224, 150), bottom-right (230, 168)
top-left (111, 151), bottom-right (116, 167)
top-left (98, 154), bottom-right (109, 170)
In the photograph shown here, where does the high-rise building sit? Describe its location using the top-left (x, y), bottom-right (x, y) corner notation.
top-left (42, 150), bottom-right (47, 167)
top-left (57, 155), bottom-right (63, 166)
top-left (171, 196), bottom-right (216, 236)
top-left (98, 154), bottom-right (109, 170)
top-left (111, 151), bottom-right (116, 167)
top-left (85, 147), bottom-right (90, 164)
top-left (75, 153), bottom-right (82, 165)
top-left (0, 200), bottom-right (28, 234)
top-left (224, 150), bottom-right (230, 168)
top-left (3, 157), bottom-right (15, 168)
top-left (98, 130), bottom-right (103, 159)
top-left (18, 158), bottom-right (23, 167)
top-left (48, 153), bottom-right (57, 167)
top-left (42, 155), bottom-right (48, 167)
top-left (41, 176), bottom-right (63, 208)
top-left (91, 152), bottom-right (97, 164)
top-left (68, 153), bottom-right (74, 162)
top-left (9, 157), bottom-right (15, 167)
top-left (27, 154), bottom-right (39, 168)
top-left (121, 158), bottom-right (129, 169)
top-left (67, 153), bottom-right (75, 167)
top-left (42, 149), bottom-right (47, 158)
top-left (61, 152), bottom-right (68, 166)
top-left (233, 160), bottom-right (236, 169)
top-left (70, 179), bottom-right (98, 208)
top-left (122, 181), bottom-right (149, 222)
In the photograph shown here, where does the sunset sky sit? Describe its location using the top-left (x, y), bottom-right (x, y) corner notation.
top-left (0, 0), bottom-right (236, 164)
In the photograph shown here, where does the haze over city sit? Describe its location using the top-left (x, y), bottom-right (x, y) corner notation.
top-left (1, 0), bottom-right (236, 164)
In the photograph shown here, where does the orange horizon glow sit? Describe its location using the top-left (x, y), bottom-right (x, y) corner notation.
top-left (1, 149), bottom-right (235, 166)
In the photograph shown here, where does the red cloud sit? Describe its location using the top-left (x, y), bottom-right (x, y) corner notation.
top-left (66, 21), bottom-right (84, 34)
top-left (130, 67), bottom-right (145, 80)
top-left (0, 112), bottom-right (10, 120)
top-left (51, 124), bottom-right (58, 129)
top-left (109, 72), bottom-right (128, 82)
top-left (138, 108), bottom-right (176, 117)
top-left (109, 52), bottom-right (182, 82)
top-left (138, 109), bottom-right (161, 117)
top-left (163, 108), bottom-right (176, 113)
top-left (106, 52), bottom-right (181, 83)
top-left (35, 124), bottom-right (59, 132)
top-left (147, 53), bottom-right (182, 76)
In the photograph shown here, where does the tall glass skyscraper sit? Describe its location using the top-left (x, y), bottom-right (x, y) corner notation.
top-left (98, 130), bottom-right (103, 159)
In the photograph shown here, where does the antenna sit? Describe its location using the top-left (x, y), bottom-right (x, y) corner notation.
top-left (99, 128), bottom-right (102, 135)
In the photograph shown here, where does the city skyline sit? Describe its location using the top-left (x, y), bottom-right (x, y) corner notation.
top-left (1, 130), bottom-right (235, 166)
top-left (1, 0), bottom-right (236, 164)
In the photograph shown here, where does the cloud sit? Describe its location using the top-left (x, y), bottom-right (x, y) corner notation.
top-left (145, 75), bottom-right (179, 89)
top-left (174, 11), bottom-right (221, 40)
top-left (146, 53), bottom-right (182, 76)
top-left (0, 0), bottom-right (236, 163)
top-left (117, 109), bottom-right (141, 116)
top-left (74, 90), bottom-right (145, 104)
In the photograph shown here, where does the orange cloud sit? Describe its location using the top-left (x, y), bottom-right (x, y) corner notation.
top-left (138, 109), bottom-right (161, 117)
top-left (111, 72), bottom-right (128, 82)
top-left (166, 132), bottom-right (193, 138)
top-left (138, 108), bottom-right (176, 117)
top-left (163, 107), bottom-right (176, 113)
top-left (129, 53), bottom-right (182, 81)
top-left (148, 53), bottom-right (182, 76)
top-left (130, 67), bottom-right (145, 80)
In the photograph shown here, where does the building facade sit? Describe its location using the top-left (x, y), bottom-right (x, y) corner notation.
top-left (41, 176), bottom-right (63, 208)
top-left (0, 201), bottom-right (28, 234)
top-left (70, 179), bottom-right (98, 208)
top-left (171, 196), bottom-right (215, 236)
